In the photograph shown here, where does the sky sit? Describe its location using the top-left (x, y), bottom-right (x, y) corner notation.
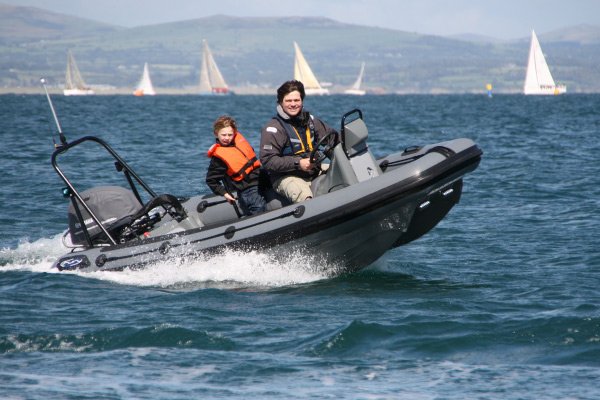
top-left (4, 0), bottom-right (599, 40)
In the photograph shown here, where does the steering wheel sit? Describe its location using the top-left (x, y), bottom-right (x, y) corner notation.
top-left (131, 194), bottom-right (186, 222)
top-left (309, 131), bottom-right (339, 169)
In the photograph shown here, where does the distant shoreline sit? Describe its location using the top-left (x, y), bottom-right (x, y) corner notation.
top-left (0, 87), bottom-right (276, 95)
top-left (0, 87), bottom-right (560, 95)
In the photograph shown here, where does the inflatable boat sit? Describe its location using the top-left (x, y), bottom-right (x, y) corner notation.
top-left (51, 109), bottom-right (482, 274)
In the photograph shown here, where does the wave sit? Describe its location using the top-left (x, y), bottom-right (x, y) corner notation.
top-left (0, 324), bottom-right (235, 354)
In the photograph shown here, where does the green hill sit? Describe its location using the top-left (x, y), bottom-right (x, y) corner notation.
top-left (0, 4), bottom-right (122, 43)
top-left (1, 5), bottom-right (599, 93)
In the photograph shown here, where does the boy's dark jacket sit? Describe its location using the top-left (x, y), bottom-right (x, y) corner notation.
top-left (206, 132), bottom-right (262, 196)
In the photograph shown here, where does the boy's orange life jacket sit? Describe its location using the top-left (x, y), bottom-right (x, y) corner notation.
top-left (207, 132), bottom-right (261, 182)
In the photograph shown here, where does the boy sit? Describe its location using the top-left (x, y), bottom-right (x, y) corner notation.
top-left (206, 116), bottom-right (267, 215)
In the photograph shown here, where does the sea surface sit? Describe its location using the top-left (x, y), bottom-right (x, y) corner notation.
top-left (1, 93), bottom-right (599, 399)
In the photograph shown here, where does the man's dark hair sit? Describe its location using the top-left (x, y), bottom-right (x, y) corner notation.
top-left (276, 80), bottom-right (305, 103)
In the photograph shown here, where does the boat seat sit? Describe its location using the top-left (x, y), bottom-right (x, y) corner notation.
top-left (265, 188), bottom-right (291, 211)
top-left (344, 117), bottom-right (382, 181)
top-left (313, 111), bottom-right (381, 196)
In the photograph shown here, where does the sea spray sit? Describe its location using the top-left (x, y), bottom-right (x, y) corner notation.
top-left (1, 234), bottom-right (334, 289)
top-left (88, 249), bottom-right (333, 289)
top-left (0, 233), bottom-right (66, 270)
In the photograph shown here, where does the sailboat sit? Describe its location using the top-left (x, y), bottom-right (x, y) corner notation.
top-left (344, 62), bottom-right (366, 95)
top-left (524, 30), bottom-right (566, 95)
top-left (64, 50), bottom-right (94, 96)
top-left (199, 39), bottom-right (232, 95)
top-left (294, 42), bottom-right (329, 96)
top-left (133, 62), bottom-right (156, 96)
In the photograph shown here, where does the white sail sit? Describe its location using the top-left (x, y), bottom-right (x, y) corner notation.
top-left (64, 50), bottom-right (94, 96)
top-left (294, 42), bottom-right (329, 95)
top-left (344, 61), bottom-right (366, 95)
top-left (199, 40), bottom-right (231, 95)
top-left (524, 30), bottom-right (566, 95)
top-left (133, 62), bottom-right (155, 96)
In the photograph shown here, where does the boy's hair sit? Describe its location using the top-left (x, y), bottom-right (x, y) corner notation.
top-left (276, 80), bottom-right (305, 104)
top-left (213, 116), bottom-right (237, 136)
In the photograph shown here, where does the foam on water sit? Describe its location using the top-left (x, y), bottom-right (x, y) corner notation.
top-left (1, 234), bottom-right (332, 289)
top-left (89, 250), bottom-right (332, 289)
top-left (0, 232), bottom-right (66, 271)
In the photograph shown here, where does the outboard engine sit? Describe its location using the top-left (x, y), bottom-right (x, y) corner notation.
top-left (68, 186), bottom-right (142, 245)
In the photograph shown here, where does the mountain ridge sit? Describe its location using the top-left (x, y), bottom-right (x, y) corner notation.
top-left (0, 4), bottom-right (123, 43)
top-left (1, 5), bottom-right (599, 93)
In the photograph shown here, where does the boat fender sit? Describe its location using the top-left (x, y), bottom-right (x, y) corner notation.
top-left (293, 205), bottom-right (305, 218)
top-left (224, 226), bottom-right (236, 239)
top-left (159, 241), bottom-right (171, 255)
top-left (379, 160), bottom-right (389, 172)
top-left (96, 254), bottom-right (107, 268)
top-left (197, 201), bottom-right (208, 213)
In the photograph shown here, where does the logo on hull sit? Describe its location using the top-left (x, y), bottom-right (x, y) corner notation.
top-left (57, 256), bottom-right (91, 271)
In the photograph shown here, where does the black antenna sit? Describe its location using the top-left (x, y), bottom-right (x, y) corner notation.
top-left (41, 78), bottom-right (67, 147)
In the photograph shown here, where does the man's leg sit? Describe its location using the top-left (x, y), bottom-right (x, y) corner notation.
top-left (273, 176), bottom-right (313, 204)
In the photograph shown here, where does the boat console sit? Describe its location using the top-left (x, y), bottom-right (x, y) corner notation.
top-left (313, 109), bottom-right (381, 196)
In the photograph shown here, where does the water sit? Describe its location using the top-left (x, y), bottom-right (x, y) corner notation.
top-left (1, 93), bottom-right (599, 399)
